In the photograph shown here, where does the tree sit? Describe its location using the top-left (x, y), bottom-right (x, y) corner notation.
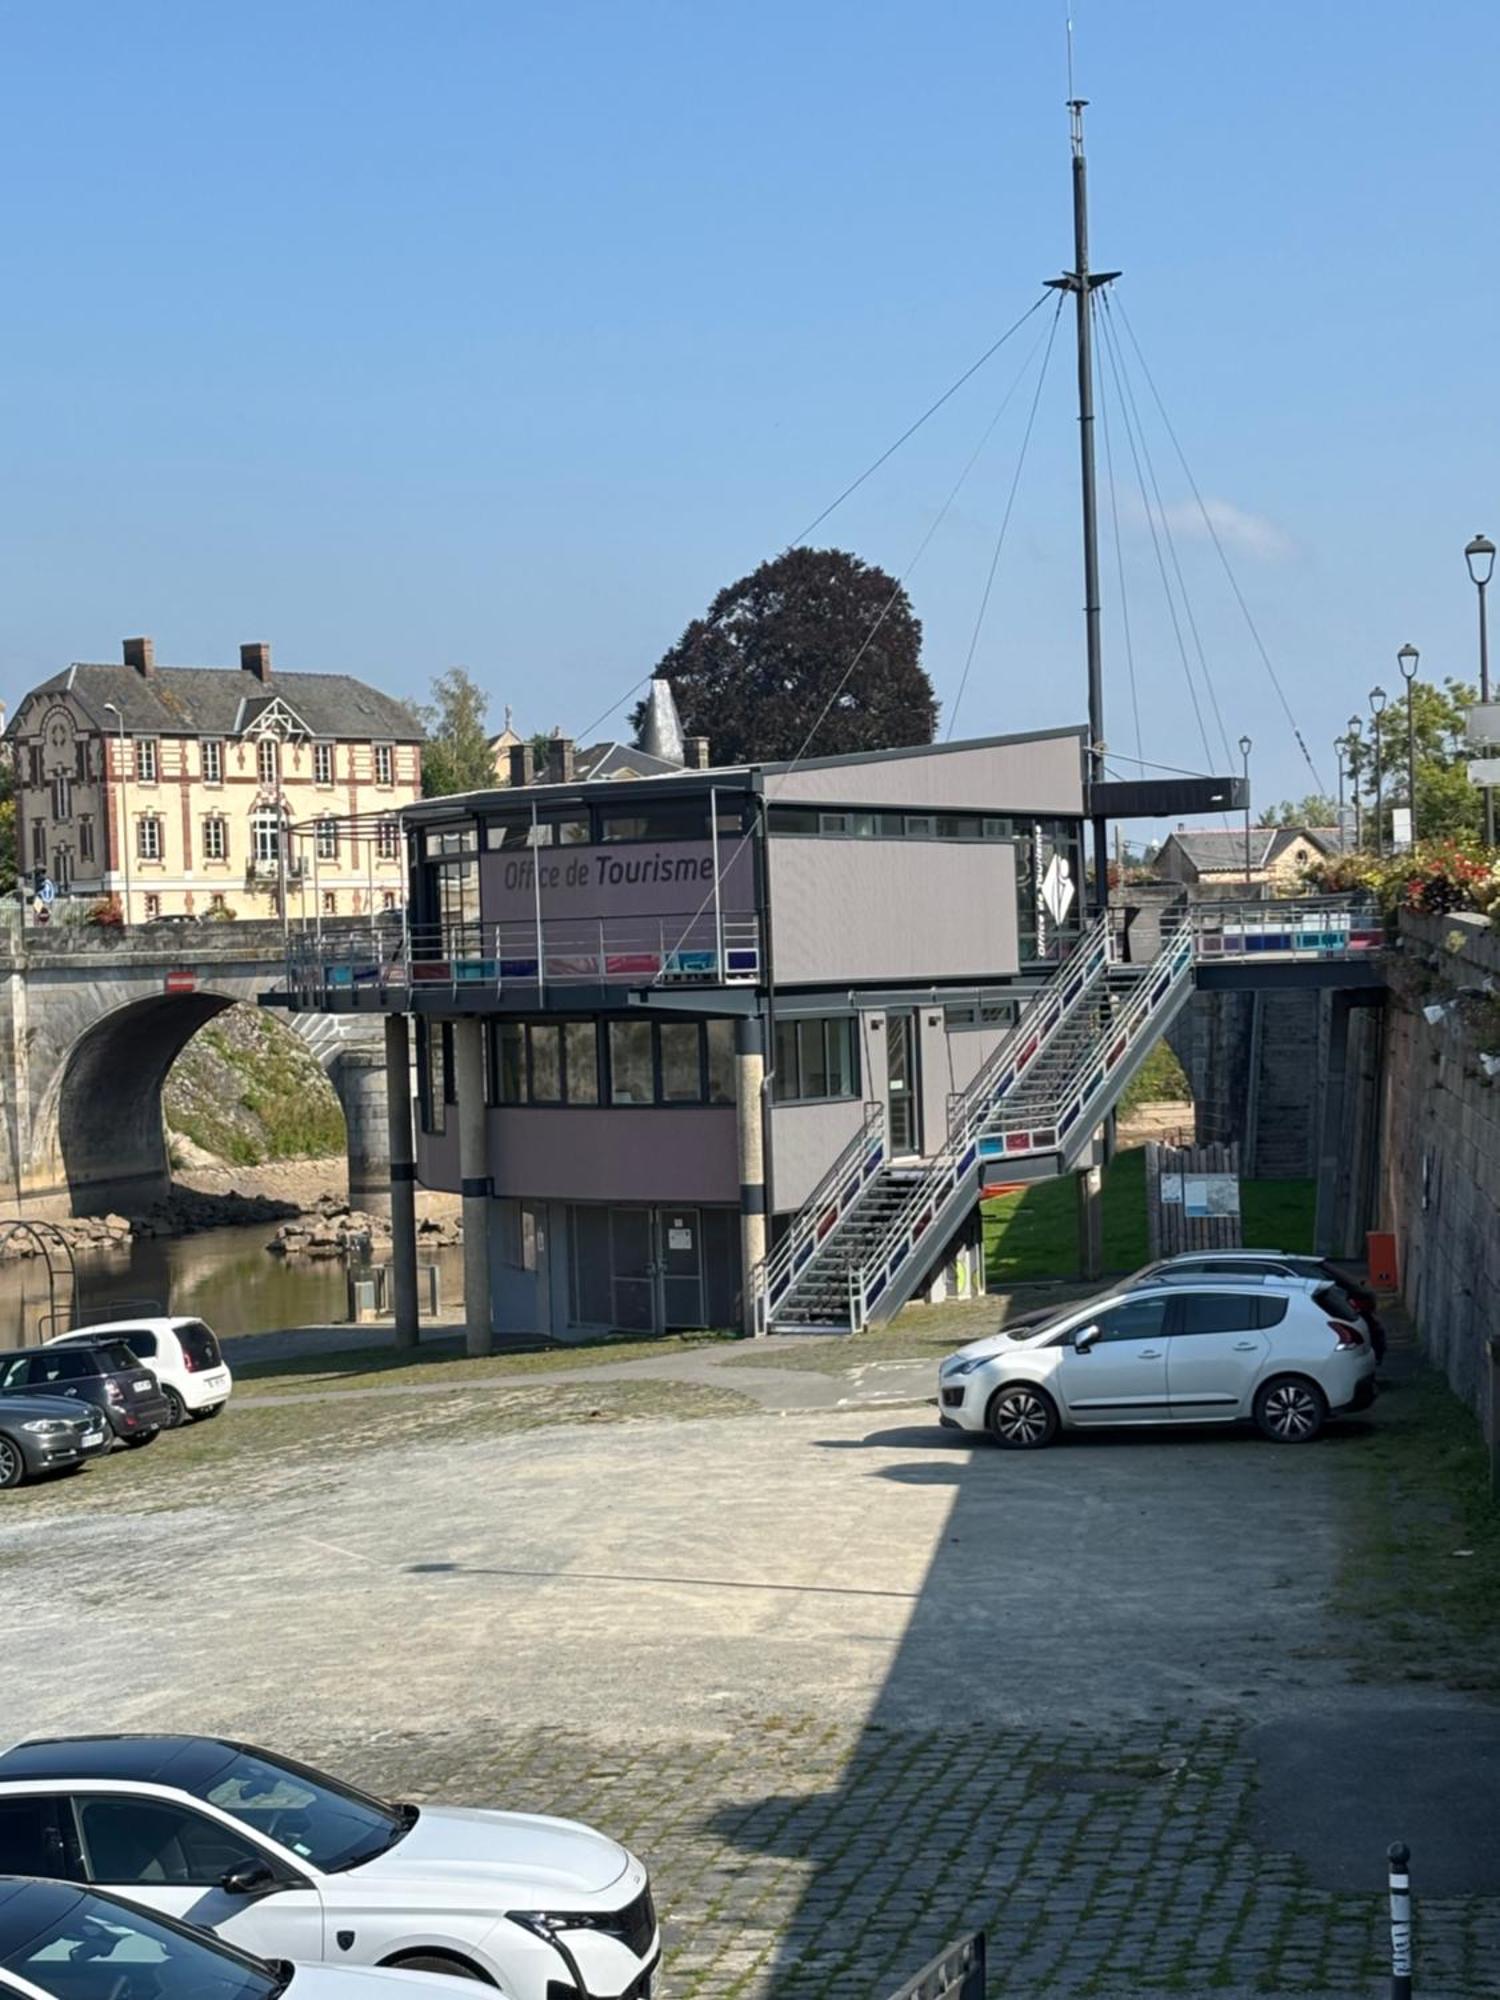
top-left (420, 667), bottom-right (495, 798)
top-left (1344, 678), bottom-right (1484, 846)
top-left (0, 754), bottom-right (14, 896)
top-left (1263, 795), bottom-right (1340, 828)
top-left (640, 547), bottom-right (938, 764)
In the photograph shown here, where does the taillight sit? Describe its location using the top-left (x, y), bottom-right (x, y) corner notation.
top-left (1328, 1320), bottom-right (1365, 1349)
top-left (181, 1351), bottom-right (197, 1372)
top-left (105, 1380), bottom-right (126, 1404)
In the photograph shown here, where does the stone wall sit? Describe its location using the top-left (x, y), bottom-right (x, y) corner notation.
top-left (1167, 986), bottom-right (1323, 1178)
top-left (1376, 912), bottom-right (1500, 1419)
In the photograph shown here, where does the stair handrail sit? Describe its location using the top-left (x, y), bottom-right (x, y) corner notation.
top-left (842, 919), bottom-right (1196, 1329)
top-left (751, 1099), bottom-right (887, 1335)
top-left (753, 917), bottom-right (1114, 1332)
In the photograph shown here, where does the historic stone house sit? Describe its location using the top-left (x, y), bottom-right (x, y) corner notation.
top-left (4, 638), bottom-right (423, 923)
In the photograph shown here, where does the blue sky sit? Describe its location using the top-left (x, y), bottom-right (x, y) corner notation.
top-left (1, 0), bottom-right (1495, 812)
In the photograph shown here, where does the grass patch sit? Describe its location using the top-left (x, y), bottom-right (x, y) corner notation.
top-left (4, 1377), bottom-right (754, 1517)
top-left (1241, 1177), bottom-right (1316, 1252)
top-left (234, 1329), bottom-right (730, 1396)
top-left (1332, 1353), bottom-right (1500, 1692)
top-left (725, 1285), bottom-right (1097, 1374)
top-left (983, 1146), bottom-right (1150, 1284)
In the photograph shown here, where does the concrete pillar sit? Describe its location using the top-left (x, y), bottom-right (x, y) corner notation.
top-left (331, 1045), bottom-right (391, 1214)
top-left (1077, 1160), bottom-right (1104, 1280)
top-left (735, 1015), bottom-right (767, 1334)
top-left (1313, 993), bottom-right (1351, 1257)
top-left (453, 1016), bottom-right (492, 1356)
top-left (384, 1013), bottom-right (419, 1350)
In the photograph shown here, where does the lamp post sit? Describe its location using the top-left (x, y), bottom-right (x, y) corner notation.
top-left (101, 701), bottom-right (131, 925)
top-left (1335, 736), bottom-right (1349, 850)
top-left (1397, 643), bottom-right (1420, 850)
top-left (1239, 734), bottom-right (1253, 893)
top-left (1369, 687), bottom-right (1388, 858)
top-left (1467, 533), bottom-right (1496, 846)
top-left (1348, 715), bottom-right (1364, 850)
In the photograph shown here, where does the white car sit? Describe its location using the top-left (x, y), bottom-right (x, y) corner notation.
top-left (48, 1320), bottom-right (232, 1428)
top-left (938, 1277), bottom-right (1377, 1447)
top-left (0, 1738), bottom-right (659, 2000)
top-left (0, 1874), bottom-right (479, 2000)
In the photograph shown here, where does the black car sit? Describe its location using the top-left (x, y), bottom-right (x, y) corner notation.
top-left (0, 1341), bottom-right (170, 1448)
top-left (0, 1396), bottom-right (109, 1488)
top-left (0, 1875), bottom-right (286, 2000)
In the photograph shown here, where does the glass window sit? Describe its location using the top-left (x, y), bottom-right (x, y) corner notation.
top-left (659, 1022), bottom-right (701, 1102)
top-left (824, 1019), bottom-right (856, 1097)
top-left (0, 1887), bottom-right (276, 2000)
top-left (497, 1198), bottom-right (525, 1268)
top-left (418, 1019), bottom-right (446, 1134)
top-left (609, 1021), bottom-right (655, 1104)
top-left (772, 1018), bottom-right (859, 1103)
top-left (598, 803), bottom-right (709, 842)
top-left (494, 1021), bottom-right (524, 1104)
top-left (180, 1745), bottom-right (405, 1873)
top-left (801, 1022), bottom-right (830, 1099)
top-left (905, 814), bottom-right (935, 837)
top-left (1255, 1296), bottom-right (1290, 1329)
top-left (706, 1020), bottom-right (735, 1104)
top-left (528, 1024), bottom-right (562, 1103)
top-left (818, 812), bottom-right (850, 835)
top-left (0, 1796), bottom-right (67, 1876)
top-left (485, 815), bottom-right (534, 850)
top-left (203, 817), bottom-right (227, 861)
top-left (1087, 1297), bottom-right (1170, 1344)
top-left (255, 738), bottom-right (277, 787)
top-left (315, 818), bottom-right (339, 861)
top-left (314, 741), bottom-right (334, 785)
top-left (1174, 1292), bottom-right (1261, 1336)
top-left (79, 817), bottom-right (95, 862)
top-left (851, 812), bottom-right (878, 838)
top-left (75, 1797), bottom-right (265, 1888)
top-left (251, 813), bottom-right (281, 864)
top-left (52, 774), bottom-right (71, 820)
top-left (423, 826), bottom-right (476, 858)
top-left (137, 817), bottom-right (162, 861)
top-left (203, 739), bottom-right (223, 785)
top-left (377, 818), bottom-right (400, 860)
top-left (374, 743), bottom-right (394, 786)
top-left (137, 738), bottom-right (158, 783)
top-left (564, 1022), bottom-right (599, 1104)
top-left (774, 1018), bottom-right (801, 1101)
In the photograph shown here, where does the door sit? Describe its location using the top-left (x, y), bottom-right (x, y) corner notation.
top-left (1165, 1290), bottom-right (1273, 1419)
top-left (67, 1793), bottom-right (325, 1961)
top-left (1052, 1294), bottom-right (1171, 1424)
top-left (885, 1010), bottom-right (922, 1156)
top-left (659, 1209), bottom-right (704, 1329)
top-left (609, 1207), bottom-right (656, 1332)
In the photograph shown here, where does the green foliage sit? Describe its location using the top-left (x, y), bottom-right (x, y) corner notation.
top-left (0, 755), bottom-right (13, 896)
top-left (166, 1006), bottom-right (344, 1164)
top-left (1306, 837), bottom-right (1500, 926)
top-left (420, 666), bottom-right (495, 797)
top-left (1118, 1040), bottom-right (1191, 1114)
top-left (1240, 1178), bottom-right (1315, 1252)
top-left (1263, 794), bottom-right (1339, 828)
top-left (641, 546), bottom-right (938, 764)
top-left (1341, 677), bottom-right (1486, 845)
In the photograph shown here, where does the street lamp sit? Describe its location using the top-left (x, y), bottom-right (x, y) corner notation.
top-left (1369, 687), bottom-right (1388, 858)
top-left (1347, 715), bottom-right (1364, 849)
top-left (1239, 734), bottom-right (1253, 893)
top-left (1397, 643), bottom-right (1420, 851)
top-left (101, 701), bottom-right (131, 925)
top-left (1466, 533), bottom-right (1495, 846)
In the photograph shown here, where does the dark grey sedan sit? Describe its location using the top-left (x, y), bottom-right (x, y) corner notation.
top-left (0, 1341), bottom-right (171, 1449)
top-left (0, 1394), bottom-right (109, 1488)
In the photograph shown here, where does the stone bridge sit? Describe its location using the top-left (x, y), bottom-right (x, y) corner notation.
top-left (0, 921), bottom-right (390, 1217)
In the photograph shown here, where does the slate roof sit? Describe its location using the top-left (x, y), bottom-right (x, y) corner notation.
top-left (576, 740), bottom-right (688, 781)
top-left (1162, 826), bottom-right (1338, 874)
top-left (7, 663), bottom-right (424, 741)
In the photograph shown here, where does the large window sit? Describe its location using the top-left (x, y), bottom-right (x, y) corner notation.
top-left (202, 739), bottom-right (223, 785)
top-left (202, 816), bottom-right (228, 862)
top-left (374, 742), bottom-right (394, 786)
top-left (487, 1019), bottom-right (734, 1109)
top-left (52, 774), bottom-right (71, 820)
top-left (78, 817), bottom-right (95, 862)
top-left (417, 1020), bottom-right (453, 1134)
top-left (491, 1020), bottom-right (599, 1107)
top-left (773, 1017), bottom-right (860, 1103)
top-left (251, 812), bottom-right (282, 865)
top-left (137, 738), bottom-right (158, 783)
top-left (377, 817), bottom-right (400, 860)
top-left (314, 741), bottom-right (335, 786)
top-left (137, 816), bottom-right (162, 862)
top-left (315, 817), bottom-right (339, 861)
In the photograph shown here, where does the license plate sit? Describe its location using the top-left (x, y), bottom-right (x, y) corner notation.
top-left (131, 1381), bottom-right (149, 1394)
top-left (204, 1371), bottom-right (228, 1388)
top-left (81, 1430), bottom-right (104, 1447)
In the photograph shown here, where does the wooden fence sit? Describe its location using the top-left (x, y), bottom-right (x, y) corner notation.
top-left (1145, 1140), bottom-right (1244, 1258)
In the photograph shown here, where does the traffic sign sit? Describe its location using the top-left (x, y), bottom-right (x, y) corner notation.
top-left (1468, 758), bottom-right (1500, 787)
top-left (37, 878), bottom-right (55, 905)
top-left (164, 970), bottom-right (197, 995)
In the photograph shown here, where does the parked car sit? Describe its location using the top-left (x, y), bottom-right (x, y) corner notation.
top-left (0, 1344), bottom-right (170, 1451)
top-left (1129, 1250), bottom-right (1388, 1361)
top-left (0, 1399), bottom-right (109, 1490)
top-left (0, 1736), bottom-right (660, 2000)
top-left (48, 1319), bottom-right (232, 1428)
top-left (939, 1278), bottom-right (1377, 1447)
top-left (0, 1875), bottom-right (479, 2000)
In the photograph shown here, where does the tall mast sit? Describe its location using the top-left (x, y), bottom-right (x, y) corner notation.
top-left (1048, 99), bottom-right (1119, 911)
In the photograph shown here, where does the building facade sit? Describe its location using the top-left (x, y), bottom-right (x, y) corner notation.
top-left (287, 725), bottom-right (1090, 1343)
top-left (5, 639), bottom-right (423, 924)
top-left (1153, 824), bottom-right (1339, 896)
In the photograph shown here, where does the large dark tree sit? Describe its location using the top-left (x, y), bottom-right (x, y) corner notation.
top-left (641, 547), bottom-right (938, 764)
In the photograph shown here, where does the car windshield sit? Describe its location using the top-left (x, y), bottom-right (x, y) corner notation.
top-left (96, 1343), bottom-right (142, 1373)
top-left (0, 1888), bottom-right (277, 2000)
top-left (187, 1746), bottom-right (411, 1872)
top-left (1005, 1287), bottom-right (1115, 1339)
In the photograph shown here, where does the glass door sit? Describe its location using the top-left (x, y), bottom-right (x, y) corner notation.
top-left (886, 1010), bottom-right (921, 1156)
top-left (609, 1207), bottom-right (656, 1331)
top-left (659, 1209), bottom-right (704, 1329)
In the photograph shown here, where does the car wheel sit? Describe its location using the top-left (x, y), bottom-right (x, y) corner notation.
top-left (0, 1437), bottom-right (25, 1489)
top-left (1254, 1376), bottom-right (1327, 1443)
top-left (162, 1388), bottom-right (187, 1429)
top-left (986, 1383), bottom-right (1059, 1450)
top-left (383, 1954), bottom-right (491, 1983)
top-left (119, 1429), bottom-right (160, 1451)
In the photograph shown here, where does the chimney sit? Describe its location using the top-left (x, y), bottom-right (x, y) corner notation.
top-left (684, 735), bottom-right (711, 771)
top-left (240, 642), bottom-right (272, 682)
top-left (123, 637), bottom-right (155, 678)
top-left (508, 744), bottom-right (536, 787)
top-left (545, 732), bottom-right (576, 784)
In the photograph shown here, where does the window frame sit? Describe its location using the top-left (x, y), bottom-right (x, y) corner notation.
top-left (373, 742), bottom-right (395, 787)
top-left (136, 816), bottom-right (163, 862)
top-left (771, 1016), bottom-right (860, 1105)
top-left (314, 740), bottom-right (335, 787)
top-left (202, 816), bottom-right (228, 863)
top-left (256, 737), bottom-right (279, 788)
top-left (315, 817), bottom-right (340, 862)
top-left (202, 738), bottom-right (224, 786)
top-left (136, 738), bottom-right (158, 784)
top-left (78, 816), bottom-right (95, 863)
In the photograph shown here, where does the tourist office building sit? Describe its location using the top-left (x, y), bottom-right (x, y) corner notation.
top-left (289, 726), bottom-right (1092, 1342)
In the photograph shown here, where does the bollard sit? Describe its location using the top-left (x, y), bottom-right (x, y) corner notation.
top-left (1387, 1841), bottom-right (1412, 2000)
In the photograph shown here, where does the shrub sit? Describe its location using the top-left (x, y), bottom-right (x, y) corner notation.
top-left (86, 895), bottom-right (123, 928)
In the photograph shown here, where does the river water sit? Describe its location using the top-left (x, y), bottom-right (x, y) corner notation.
top-left (0, 1222), bottom-right (466, 1352)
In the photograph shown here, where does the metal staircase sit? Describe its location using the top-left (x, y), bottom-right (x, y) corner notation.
top-left (753, 913), bottom-right (1196, 1334)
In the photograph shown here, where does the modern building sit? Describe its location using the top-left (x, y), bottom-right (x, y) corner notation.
top-left (285, 716), bottom-right (1104, 1343)
top-left (4, 640), bottom-right (423, 924)
top-left (1153, 824), bottom-right (1340, 896)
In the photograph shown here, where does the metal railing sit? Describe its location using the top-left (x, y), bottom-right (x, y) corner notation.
top-left (287, 912), bottom-right (763, 1003)
top-left (752, 1101), bottom-right (886, 1336)
top-left (1191, 894), bottom-right (1382, 960)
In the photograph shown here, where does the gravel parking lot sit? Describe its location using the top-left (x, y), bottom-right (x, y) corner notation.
top-left (6, 1321), bottom-right (1500, 1997)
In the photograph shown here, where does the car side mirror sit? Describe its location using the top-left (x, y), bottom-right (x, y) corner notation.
top-left (221, 1861), bottom-right (281, 1899)
top-left (1072, 1324), bottom-right (1101, 1353)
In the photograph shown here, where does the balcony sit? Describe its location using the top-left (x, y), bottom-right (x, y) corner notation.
top-left (245, 857), bottom-right (306, 886)
top-left (286, 911), bottom-right (763, 1010)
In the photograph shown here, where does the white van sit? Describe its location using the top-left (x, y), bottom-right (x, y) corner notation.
top-left (48, 1316), bottom-right (232, 1426)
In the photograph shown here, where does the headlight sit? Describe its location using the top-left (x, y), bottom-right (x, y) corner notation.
top-left (939, 1356), bottom-right (986, 1380)
top-left (508, 1903), bottom-right (650, 1948)
top-left (22, 1419), bottom-right (70, 1435)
